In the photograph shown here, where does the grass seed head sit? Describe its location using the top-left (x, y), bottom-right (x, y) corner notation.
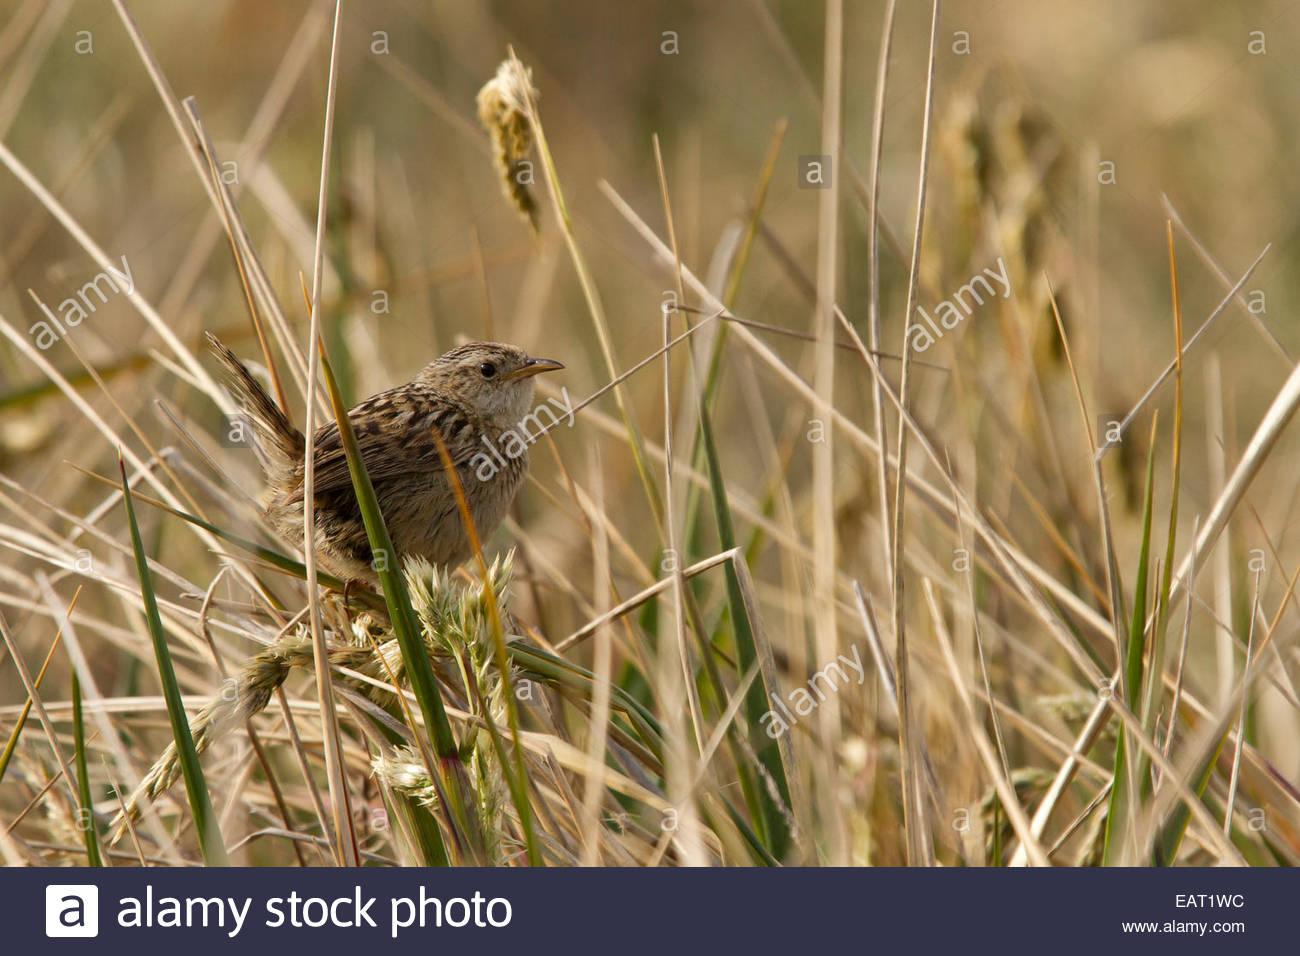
top-left (477, 59), bottom-right (540, 231)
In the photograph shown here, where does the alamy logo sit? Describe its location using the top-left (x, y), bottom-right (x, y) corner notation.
top-left (29, 254), bottom-right (135, 350)
top-left (908, 257), bottom-right (1012, 352)
top-left (46, 884), bottom-right (99, 937)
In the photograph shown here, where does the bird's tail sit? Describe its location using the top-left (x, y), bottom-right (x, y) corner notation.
top-left (205, 332), bottom-right (304, 477)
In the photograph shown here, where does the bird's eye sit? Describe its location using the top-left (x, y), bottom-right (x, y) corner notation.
top-left (479, 362), bottom-right (497, 379)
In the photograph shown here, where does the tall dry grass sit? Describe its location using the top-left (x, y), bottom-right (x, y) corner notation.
top-left (0, 0), bottom-right (1298, 866)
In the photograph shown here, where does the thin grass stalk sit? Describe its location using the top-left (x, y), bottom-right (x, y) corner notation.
top-left (119, 456), bottom-right (228, 865)
top-left (70, 670), bottom-right (103, 866)
top-left (358, 626), bottom-right (454, 867)
top-left (556, 548), bottom-right (736, 651)
top-left (0, 1), bottom-right (71, 145)
top-left (315, 346), bottom-right (457, 866)
top-left (1140, 574), bottom-right (1294, 863)
top-left (182, 97), bottom-right (293, 418)
top-left (1223, 571), bottom-right (1260, 838)
top-left (0, 308), bottom-right (235, 574)
top-left (0, 350), bottom-right (152, 412)
top-left (645, 147), bottom-right (806, 856)
top-left (111, 0), bottom-right (317, 408)
top-left (867, 0), bottom-right (898, 573)
top-left (0, 142), bottom-right (230, 417)
top-left (0, 615), bottom-right (83, 824)
top-left (424, 425), bottom-right (543, 866)
top-left (1161, 194), bottom-right (1289, 363)
top-left (1162, 515), bottom-right (1199, 768)
top-left (651, 134), bottom-right (706, 754)
top-left (1008, 695), bottom-right (1111, 866)
top-left (1, 90), bottom-right (129, 296)
top-left (298, 0), bottom-right (358, 868)
top-left (37, 571), bottom-right (184, 859)
top-left (743, 0), bottom-right (914, 276)
top-left (601, 181), bottom-right (1109, 689)
top-left (680, 120), bottom-right (785, 544)
top-left (1102, 414), bottom-right (1159, 865)
top-left (889, 0), bottom-right (941, 869)
top-left (852, 583), bottom-right (943, 829)
top-left (925, 579), bottom-right (1049, 866)
top-left (698, 417), bottom-right (796, 858)
top-left (54, 328), bottom-right (209, 527)
top-left (194, 571), bottom-right (310, 868)
top-left (1095, 244), bottom-right (1270, 459)
top-left (505, 49), bottom-right (665, 531)
top-left (1114, 692), bottom-right (1246, 866)
top-left (0, 590), bottom-right (73, 784)
top-left (1060, 284), bottom-right (1128, 679)
top-left (1142, 223), bottom-right (1186, 737)
top-left (68, 465), bottom-right (376, 603)
top-left (811, 0), bottom-right (847, 865)
top-left (529, 270), bottom-right (798, 849)
top-left (155, 3), bottom-right (327, 319)
top-left (1204, 356), bottom-right (1234, 714)
top-left (725, 549), bottom-right (807, 846)
top-left (190, 105), bottom-right (316, 413)
top-left (648, 138), bottom-right (778, 857)
top-left (578, 448), bottom-right (614, 865)
top-left (505, 643), bottom-right (665, 751)
top-left (1044, 283), bottom-right (1128, 678)
top-left (950, 491), bottom-right (1011, 784)
top-left (545, 297), bottom-right (799, 854)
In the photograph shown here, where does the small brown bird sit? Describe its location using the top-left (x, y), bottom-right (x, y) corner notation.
top-left (206, 333), bottom-right (563, 583)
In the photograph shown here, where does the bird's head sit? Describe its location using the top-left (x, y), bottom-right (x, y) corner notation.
top-left (418, 341), bottom-right (564, 424)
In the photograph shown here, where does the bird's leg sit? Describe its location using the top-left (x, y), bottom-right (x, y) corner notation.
top-left (339, 577), bottom-right (357, 631)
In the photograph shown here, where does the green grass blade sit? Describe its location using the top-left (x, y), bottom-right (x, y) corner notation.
top-left (68, 463), bottom-right (381, 604)
top-left (717, 796), bottom-right (781, 867)
top-left (1125, 416), bottom-right (1160, 708)
top-left (698, 408), bottom-right (792, 858)
top-left (120, 455), bottom-right (228, 866)
top-left (681, 121), bottom-right (785, 562)
top-left (654, 119), bottom-right (792, 859)
top-left (0, 621), bottom-right (66, 785)
top-left (419, 422), bottom-right (542, 865)
top-left (1142, 224), bottom-right (1186, 736)
top-left (507, 643), bottom-right (665, 751)
top-left (1101, 731), bottom-right (1130, 867)
top-left (1102, 415), bottom-right (1159, 866)
top-left (70, 670), bottom-right (102, 867)
top-left (0, 708), bottom-right (27, 785)
top-left (315, 343), bottom-right (462, 864)
top-left (1154, 732), bottom-right (1230, 865)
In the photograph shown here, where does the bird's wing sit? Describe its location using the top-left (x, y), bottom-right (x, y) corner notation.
top-left (307, 386), bottom-right (484, 495)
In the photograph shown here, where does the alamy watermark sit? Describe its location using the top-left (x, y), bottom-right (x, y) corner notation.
top-left (471, 388), bottom-right (575, 481)
top-left (908, 256), bottom-right (1010, 352)
top-left (29, 254), bottom-right (134, 350)
top-left (760, 643), bottom-right (866, 738)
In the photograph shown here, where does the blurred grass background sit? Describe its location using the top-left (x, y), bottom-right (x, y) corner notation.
top-left (2, 0), bottom-right (1300, 865)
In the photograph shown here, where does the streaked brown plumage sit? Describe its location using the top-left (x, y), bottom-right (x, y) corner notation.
top-left (206, 333), bottom-right (563, 584)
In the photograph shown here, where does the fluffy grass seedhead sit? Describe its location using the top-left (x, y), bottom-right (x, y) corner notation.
top-left (477, 60), bottom-right (540, 231)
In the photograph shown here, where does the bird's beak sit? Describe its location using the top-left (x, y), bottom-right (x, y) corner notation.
top-left (505, 357), bottom-right (565, 381)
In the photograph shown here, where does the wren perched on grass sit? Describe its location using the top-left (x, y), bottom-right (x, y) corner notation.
top-left (206, 333), bottom-right (563, 584)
